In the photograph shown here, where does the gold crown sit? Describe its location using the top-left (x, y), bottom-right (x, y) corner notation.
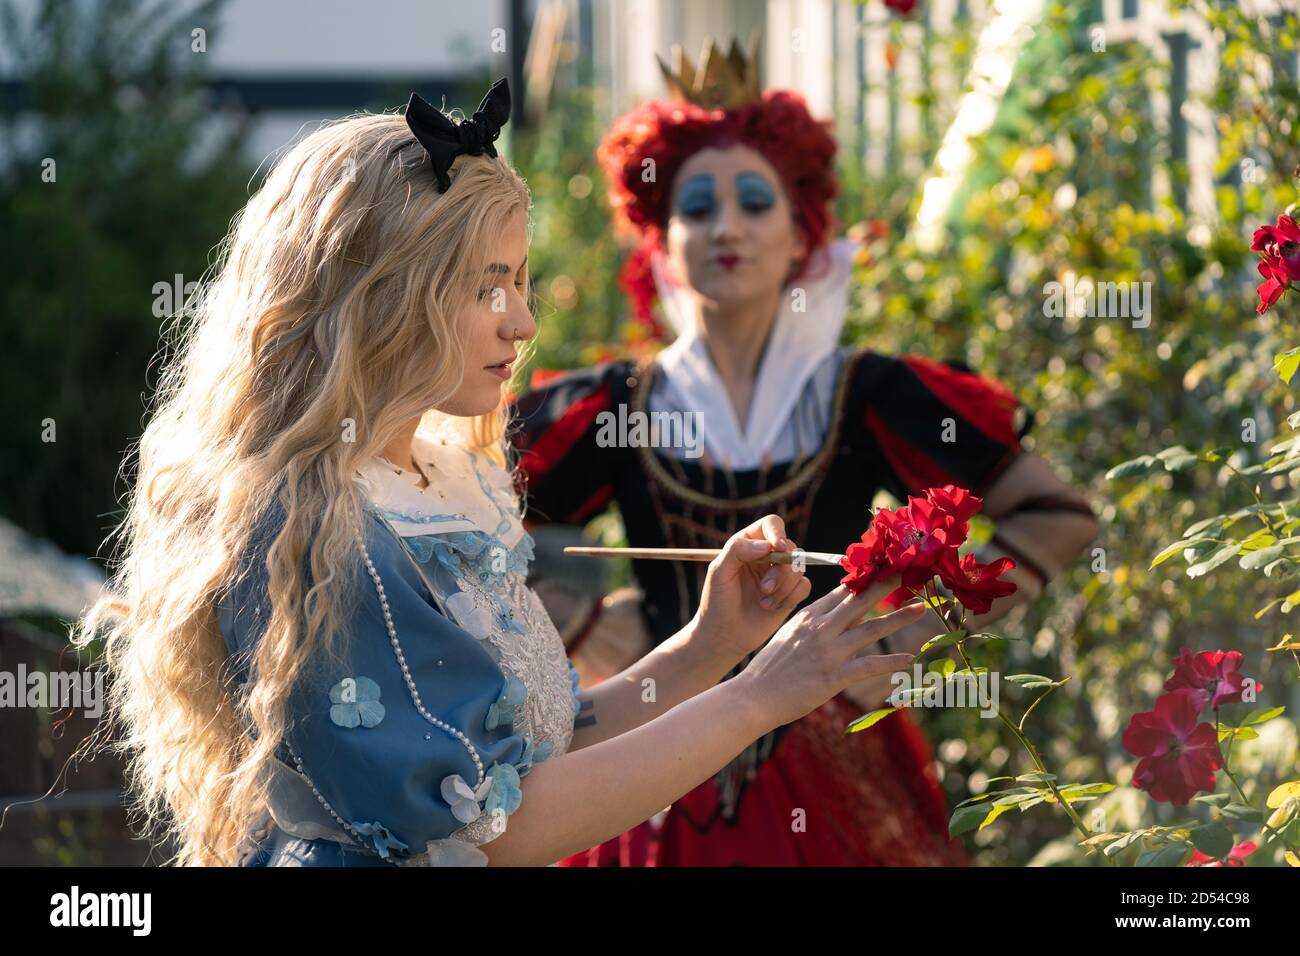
top-left (655, 34), bottom-right (761, 110)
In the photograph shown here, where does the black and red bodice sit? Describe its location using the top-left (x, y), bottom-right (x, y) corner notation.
top-left (508, 346), bottom-right (1032, 865)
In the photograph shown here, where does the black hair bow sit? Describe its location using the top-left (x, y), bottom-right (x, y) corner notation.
top-left (404, 77), bottom-right (511, 193)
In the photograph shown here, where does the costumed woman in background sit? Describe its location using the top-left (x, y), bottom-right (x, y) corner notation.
top-left (511, 40), bottom-right (1100, 866)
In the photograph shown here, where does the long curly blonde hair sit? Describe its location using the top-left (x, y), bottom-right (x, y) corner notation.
top-left (73, 109), bottom-right (532, 865)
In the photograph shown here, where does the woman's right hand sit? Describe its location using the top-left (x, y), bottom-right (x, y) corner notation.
top-left (735, 575), bottom-right (923, 730)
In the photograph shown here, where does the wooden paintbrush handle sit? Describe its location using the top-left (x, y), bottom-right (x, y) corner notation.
top-left (562, 546), bottom-right (846, 566)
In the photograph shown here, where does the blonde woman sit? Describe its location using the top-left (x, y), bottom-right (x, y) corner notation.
top-left (73, 79), bottom-right (924, 867)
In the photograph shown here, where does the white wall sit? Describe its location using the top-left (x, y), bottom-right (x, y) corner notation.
top-left (0, 0), bottom-right (507, 164)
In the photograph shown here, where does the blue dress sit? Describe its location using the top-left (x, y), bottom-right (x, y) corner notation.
top-left (218, 437), bottom-right (582, 866)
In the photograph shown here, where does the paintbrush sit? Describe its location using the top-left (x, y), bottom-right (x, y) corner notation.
top-left (563, 546), bottom-right (846, 566)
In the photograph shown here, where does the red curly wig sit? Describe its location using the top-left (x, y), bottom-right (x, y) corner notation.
top-left (597, 89), bottom-right (839, 337)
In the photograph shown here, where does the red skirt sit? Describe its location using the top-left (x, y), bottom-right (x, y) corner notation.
top-left (558, 695), bottom-right (968, 866)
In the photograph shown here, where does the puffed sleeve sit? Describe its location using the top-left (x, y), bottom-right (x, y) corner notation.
top-left (863, 352), bottom-right (1035, 499)
top-left (217, 510), bottom-right (534, 864)
top-left (508, 360), bottom-right (636, 526)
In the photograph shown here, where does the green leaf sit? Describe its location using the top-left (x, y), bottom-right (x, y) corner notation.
top-left (1257, 597), bottom-right (1288, 619)
top-left (1240, 544), bottom-right (1285, 569)
top-left (1238, 527), bottom-right (1278, 548)
top-left (1267, 782), bottom-right (1300, 809)
top-left (954, 792), bottom-right (998, 808)
top-left (1103, 830), bottom-right (1144, 857)
top-left (1187, 542), bottom-right (1242, 578)
top-left (1137, 842), bottom-right (1193, 867)
top-left (1217, 725), bottom-right (1259, 742)
top-left (1220, 803), bottom-right (1264, 823)
top-left (1043, 782), bottom-right (1116, 805)
top-left (966, 630), bottom-right (1023, 642)
top-left (1275, 347), bottom-right (1300, 384)
top-left (1017, 771), bottom-right (1058, 784)
top-left (989, 787), bottom-right (1041, 806)
top-left (949, 803), bottom-right (990, 837)
top-left (1156, 445), bottom-right (1198, 471)
top-left (919, 629), bottom-right (966, 654)
top-left (928, 658), bottom-right (956, 678)
top-left (1188, 822), bottom-right (1234, 859)
top-left (1006, 674), bottom-right (1059, 689)
top-left (1082, 831), bottom-right (1123, 848)
top-left (1056, 782), bottom-right (1116, 797)
top-left (1193, 793), bottom-right (1232, 806)
top-left (1150, 537), bottom-right (1217, 568)
top-left (1264, 457), bottom-right (1300, 476)
top-left (1184, 515), bottom-right (1230, 537)
top-left (846, 707), bottom-right (899, 733)
top-left (978, 803), bottom-right (1017, 829)
top-left (1270, 435), bottom-right (1300, 456)
top-left (1106, 455), bottom-right (1157, 480)
top-left (1262, 558), bottom-right (1298, 578)
top-left (1242, 705), bottom-right (1285, 726)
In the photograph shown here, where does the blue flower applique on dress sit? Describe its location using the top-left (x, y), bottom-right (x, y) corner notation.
top-left (328, 676), bottom-right (386, 729)
top-left (444, 590), bottom-right (494, 641)
top-left (439, 763), bottom-right (522, 830)
top-left (485, 676), bottom-right (528, 732)
top-left (441, 773), bottom-right (493, 824)
top-left (351, 820), bottom-right (410, 860)
top-left (483, 762), bottom-right (522, 816)
top-left (406, 839), bottom-right (490, 867)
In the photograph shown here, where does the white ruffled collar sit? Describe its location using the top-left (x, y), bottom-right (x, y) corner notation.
top-left (353, 429), bottom-right (525, 549)
top-left (650, 238), bottom-right (858, 470)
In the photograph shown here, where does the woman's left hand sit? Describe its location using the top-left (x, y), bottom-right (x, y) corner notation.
top-left (691, 515), bottom-right (813, 664)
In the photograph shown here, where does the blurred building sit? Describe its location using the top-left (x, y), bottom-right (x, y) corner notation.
top-left (565, 0), bottom-right (1261, 229)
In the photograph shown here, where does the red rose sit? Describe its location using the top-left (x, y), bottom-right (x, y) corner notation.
top-left (1256, 257), bottom-right (1290, 315)
top-left (1185, 840), bottom-right (1257, 867)
top-left (1163, 648), bottom-right (1260, 712)
top-left (840, 525), bottom-right (892, 595)
top-left (937, 551), bottom-right (1018, 615)
top-left (877, 490), bottom-right (979, 587)
top-left (1251, 214), bottom-right (1300, 313)
top-left (884, 0), bottom-right (919, 16)
top-left (926, 484), bottom-right (983, 527)
top-left (875, 500), bottom-right (957, 588)
top-left (1122, 690), bottom-right (1223, 806)
top-left (839, 485), bottom-right (986, 597)
top-left (1251, 214), bottom-right (1300, 280)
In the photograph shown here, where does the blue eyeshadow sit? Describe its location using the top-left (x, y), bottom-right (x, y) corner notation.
top-left (676, 174), bottom-right (716, 216)
top-left (736, 172), bottom-right (776, 210)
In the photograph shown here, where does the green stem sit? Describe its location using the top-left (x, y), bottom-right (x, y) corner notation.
top-left (1220, 761), bottom-right (1250, 806)
top-left (1218, 709), bottom-right (1237, 775)
top-left (1217, 724), bottom-right (1293, 849)
top-left (1217, 457), bottom-right (1279, 532)
top-left (1019, 683), bottom-right (1061, 735)
top-left (952, 633), bottom-right (1094, 844)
